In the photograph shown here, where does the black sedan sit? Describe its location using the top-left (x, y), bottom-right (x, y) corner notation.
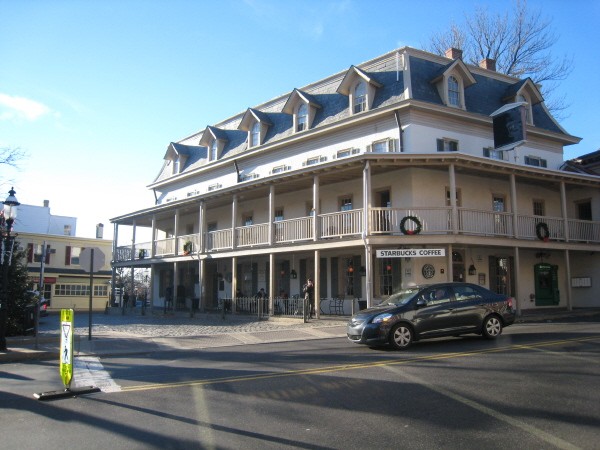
top-left (347, 282), bottom-right (516, 350)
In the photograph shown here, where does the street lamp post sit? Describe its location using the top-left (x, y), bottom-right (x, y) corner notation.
top-left (0, 187), bottom-right (20, 351)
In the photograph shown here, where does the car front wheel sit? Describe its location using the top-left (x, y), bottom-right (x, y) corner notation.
top-left (482, 315), bottom-right (503, 339)
top-left (389, 324), bottom-right (413, 350)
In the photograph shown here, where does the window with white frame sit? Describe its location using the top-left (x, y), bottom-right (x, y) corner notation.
top-left (250, 122), bottom-right (261, 147)
top-left (210, 139), bottom-right (218, 161)
top-left (437, 138), bottom-right (458, 152)
top-left (353, 81), bottom-right (367, 113)
top-left (448, 76), bottom-right (460, 107)
top-left (517, 94), bottom-right (532, 124)
top-left (524, 155), bottom-right (547, 168)
top-left (483, 147), bottom-right (505, 160)
top-left (336, 148), bottom-right (358, 159)
top-left (339, 196), bottom-right (353, 211)
top-left (297, 103), bottom-right (308, 132)
top-left (533, 199), bottom-right (545, 216)
top-left (371, 138), bottom-right (396, 153)
top-left (243, 214), bottom-right (253, 226)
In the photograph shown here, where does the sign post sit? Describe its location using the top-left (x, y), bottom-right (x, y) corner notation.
top-left (79, 247), bottom-right (106, 341)
top-left (33, 308), bottom-right (101, 400)
top-left (59, 309), bottom-right (74, 389)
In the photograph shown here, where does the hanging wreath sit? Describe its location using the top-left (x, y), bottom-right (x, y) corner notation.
top-left (183, 241), bottom-right (193, 254)
top-left (535, 222), bottom-right (550, 242)
top-left (400, 215), bottom-right (422, 235)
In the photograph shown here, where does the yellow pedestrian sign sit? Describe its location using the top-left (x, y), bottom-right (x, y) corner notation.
top-left (60, 309), bottom-right (74, 388)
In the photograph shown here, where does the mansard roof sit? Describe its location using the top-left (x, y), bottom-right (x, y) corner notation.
top-left (154, 46), bottom-right (575, 184)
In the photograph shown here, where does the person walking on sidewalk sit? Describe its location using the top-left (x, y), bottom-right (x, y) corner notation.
top-left (303, 278), bottom-right (314, 318)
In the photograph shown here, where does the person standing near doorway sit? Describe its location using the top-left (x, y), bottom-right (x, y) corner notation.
top-left (303, 278), bottom-right (314, 318)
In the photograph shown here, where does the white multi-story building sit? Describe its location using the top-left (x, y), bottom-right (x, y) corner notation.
top-left (111, 47), bottom-right (600, 316)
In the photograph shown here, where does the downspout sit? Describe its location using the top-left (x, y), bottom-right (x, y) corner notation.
top-left (394, 109), bottom-right (403, 152)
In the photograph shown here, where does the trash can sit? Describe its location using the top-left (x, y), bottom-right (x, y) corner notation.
top-left (23, 304), bottom-right (36, 335)
top-left (358, 300), bottom-right (367, 311)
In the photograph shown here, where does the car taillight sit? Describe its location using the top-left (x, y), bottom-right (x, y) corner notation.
top-left (506, 297), bottom-right (514, 309)
top-left (41, 304), bottom-right (47, 311)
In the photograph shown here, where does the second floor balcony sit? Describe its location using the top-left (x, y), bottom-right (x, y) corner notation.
top-left (114, 206), bottom-right (600, 263)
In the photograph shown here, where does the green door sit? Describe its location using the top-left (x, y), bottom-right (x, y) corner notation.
top-left (534, 263), bottom-right (560, 306)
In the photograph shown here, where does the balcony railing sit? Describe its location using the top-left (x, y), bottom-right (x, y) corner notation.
top-left (114, 207), bottom-right (600, 262)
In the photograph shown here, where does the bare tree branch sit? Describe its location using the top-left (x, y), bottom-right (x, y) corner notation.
top-left (426, 0), bottom-right (572, 119)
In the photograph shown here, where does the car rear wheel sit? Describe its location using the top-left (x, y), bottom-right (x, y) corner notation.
top-left (482, 315), bottom-right (502, 339)
top-left (389, 324), bottom-right (413, 350)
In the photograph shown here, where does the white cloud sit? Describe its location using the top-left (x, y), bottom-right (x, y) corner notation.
top-left (0, 93), bottom-right (52, 121)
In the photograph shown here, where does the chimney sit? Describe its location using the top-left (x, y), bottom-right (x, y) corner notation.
top-left (43, 200), bottom-right (49, 208)
top-left (445, 48), bottom-right (463, 60)
top-left (96, 223), bottom-right (104, 239)
top-left (479, 58), bottom-right (496, 71)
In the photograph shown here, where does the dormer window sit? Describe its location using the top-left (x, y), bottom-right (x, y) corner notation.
top-left (250, 122), bottom-right (260, 147)
top-left (431, 59), bottom-right (476, 110)
top-left (282, 88), bottom-right (321, 134)
top-left (517, 94), bottom-right (532, 125)
top-left (448, 76), bottom-right (460, 107)
top-left (210, 139), bottom-right (218, 161)
top-left (239, 108), bottom-right (272, 148)
top-left (199, 126), bottom-right (229, 162)
top-left (297, 103), bottom-right (308, 132)
top-left (354, 81), bottom-right (367, 113)
top-left (337, 65), bottom-right (382, 115)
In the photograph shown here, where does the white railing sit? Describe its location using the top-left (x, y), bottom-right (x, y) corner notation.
top-left (370, 207), bottom-right (451, 234)
top-left (320, 209), bottom-right (363, 238)
top-left (113, 208), bottom-right (600, 262)
top-left (155, 238), bottom-right (175, 257)
top-left (177, 234), bottom-right (202, 255)
top-left (237, 223), bottom-right (270, 247)
top-left (569, 218), bottom-right (600, 242)
top-left (275, 216), bottom-right (314, 243)
top-left (517, 215), bottom-right (565, 240)
top-left (459, 209), bottom-right (514, 237)
top-left (206, 229), bottom-right (232, 251)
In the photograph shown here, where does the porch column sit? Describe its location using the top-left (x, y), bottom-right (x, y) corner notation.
top-left (174, 209), bottom-right (180, 255)
top-left (510, 174), bottom-right (519, 238)
top-left (313, 175), bottom-right (320, 241)
top-left (449, 164), bottom-right (458, 235)
top-left (131, 219), bottom-right (136, 261)
top-left (447, 244), bottom-right (453, 282)
top-left (364, 242), bottom-right (373, 308)
top-left (314, 249), bottom-right (320, 318)
top-left (513, 247), bottom-right (521, 315)
top-left (198, 201), bottom-right (205, 253)
top-left (173, 261), bottom-right (178, 309)
top-left (198, 258), bottom-right (205, 311)
top-left (564, 249), bottom-right (572, 311)
top-left (111, 223), bottom-right (118, 304)
top-left (150, 264), bottom-right (155, 308)
top-left (560, 181), bottom-right (570, 242)
top-left (269, 253), bottom-right (275, 314)
top-left (231, 256), bottom-right (237, 313)
top-left (269, 185), bottom-right (275, 245)
top-left (363, 161), bottom-right (371, 237)
top-left (151, 215), bottom-right (156, 258)
top-left (232, 195), bottom-right (238, 249)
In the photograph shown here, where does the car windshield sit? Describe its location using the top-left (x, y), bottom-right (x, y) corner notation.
top-left (379, 287), bottom-right (422, 306)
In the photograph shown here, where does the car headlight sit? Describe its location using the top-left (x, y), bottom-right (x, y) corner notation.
top-left (372, 313), bottom-right (393, 324)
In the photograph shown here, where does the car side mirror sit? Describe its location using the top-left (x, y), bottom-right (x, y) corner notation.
top-left (416, 298), bottom-right (428, 308)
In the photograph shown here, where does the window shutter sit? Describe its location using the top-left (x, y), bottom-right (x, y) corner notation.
top-left (449, 141), bottom-right (458, 151)
top-left (389, 139), bottom-right (396, 152)
top-left (541, 159), bottom-right (547, 168)
top-left (483, 148), bottom-right (490, 157)
top-left (524, 156), bottom-right (531, 165)
top-left (45, 245), bottom-right (51, 264)
top-left (27, 244), bottom-right (34, 263)
top-left (366, 144), bottom-right (372, 153)
top-left (437, 139), bottom-right (444, 152)
top-left (65, 246), bottom-right (71, 266)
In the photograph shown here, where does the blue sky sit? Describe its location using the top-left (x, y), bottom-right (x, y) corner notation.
top-left (1, 0), bottom-right (599, 242)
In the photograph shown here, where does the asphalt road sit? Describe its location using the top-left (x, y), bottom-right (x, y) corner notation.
top-left (2, 321), bottom-right (599, 449)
